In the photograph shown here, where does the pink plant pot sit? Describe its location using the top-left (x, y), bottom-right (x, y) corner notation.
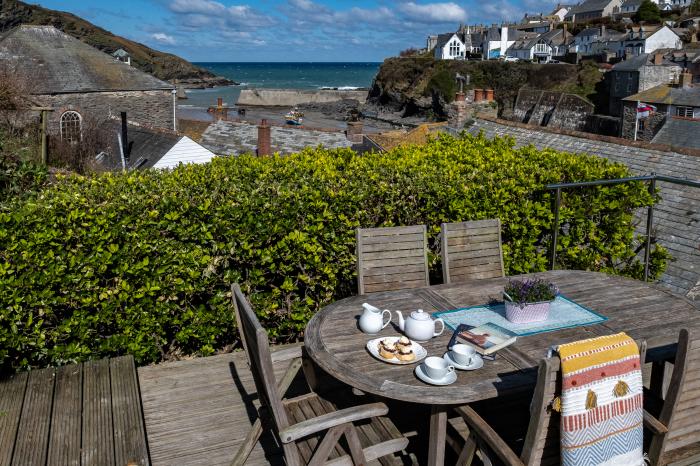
top-left (505, 300), bottom-right (552, 324)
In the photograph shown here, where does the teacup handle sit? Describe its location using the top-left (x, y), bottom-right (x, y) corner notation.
top-left (434, 318), bottom-right (445, 337)
top-left (381, 310), bottom-right (392, 329)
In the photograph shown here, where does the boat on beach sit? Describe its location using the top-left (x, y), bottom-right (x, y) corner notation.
top-left (285, 108), bottom-right (304, 125)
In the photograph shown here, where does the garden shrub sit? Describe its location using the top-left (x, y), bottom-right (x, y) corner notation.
top-left (0, 133), bottom-right (667, 371)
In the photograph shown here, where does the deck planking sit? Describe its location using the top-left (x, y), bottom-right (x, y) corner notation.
top-left (0, 356), bottom-right (149, 466)
top-left (137, 347), bottom-right (307, 466)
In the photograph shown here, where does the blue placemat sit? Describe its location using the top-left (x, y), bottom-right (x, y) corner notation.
top-left (433, 295), bottom-right (607, 336)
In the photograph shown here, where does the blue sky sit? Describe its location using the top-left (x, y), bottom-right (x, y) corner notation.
top-left (36, 0), bottom-right (550, 61)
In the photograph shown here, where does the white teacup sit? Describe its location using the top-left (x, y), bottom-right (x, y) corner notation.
top-left (451, 344), bottom-right (477, 366)
top-left (423, 356), bottom-right (455, 380)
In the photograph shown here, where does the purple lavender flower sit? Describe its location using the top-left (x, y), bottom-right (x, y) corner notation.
top-left (504, 278), bottom-right (558, 305)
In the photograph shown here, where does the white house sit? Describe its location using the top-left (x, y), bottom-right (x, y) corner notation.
top-left (671, 0), bottom-right (693, 9)
top-left (621, 25), bottom-right (682, 57)
top-left (551, 4), bottom-right (574, 20)
top-left (433, 33), bottom-right (466, 59)
top-left (481, 25), bottom-right (519, 59)
top-left (570, 25), bottom-right (620, 54)
top-left (507, 29), bottom-right (571, 62)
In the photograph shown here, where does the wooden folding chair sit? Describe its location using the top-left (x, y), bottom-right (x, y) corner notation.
top-left (356, 225), bottom-right (429, 294)
top-left (230, 284), bottom-right (409, 466)
top-left (441, 219), bottom-right (505, 284)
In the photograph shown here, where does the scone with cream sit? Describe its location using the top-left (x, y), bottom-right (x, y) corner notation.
top-left (378, 339), bottom-right (397, 359)
top-left (396, 345), bottom-right (415, 361)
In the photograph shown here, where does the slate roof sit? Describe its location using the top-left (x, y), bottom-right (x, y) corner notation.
top-left (435, 33), bottom-right (458, 49)
top-left (0, 26), bottom-right (174, 94)
top-left (620, 0), bottom-right (643, 8)
top-left (568, 0), bottom-right (617, 14)
top-left (652, 118), bottom-right (700, 150)
top-left (612, 52), bottom-right (678, 71)
top-left (97, 122), bottom-right (182, 170)
top-left (466, 117), bottom-right (700, 302)
top-left (623, 84), bottom-right (700, 106)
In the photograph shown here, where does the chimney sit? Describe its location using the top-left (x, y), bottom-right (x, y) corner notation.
top-left (346, 121), bottom-right (364, 143)
top-left (600, 24), bottom-right (605, 37)
top-left (680, 71), bottom-right (693, 88)
top-left (257, 119), bottom-right (271, 156)
top-left (653, 52), bottom-right (663, 65)
top-left (120, 112), bottom-right (130, 160)
top-left (217, 97), bottom-right (223, 109)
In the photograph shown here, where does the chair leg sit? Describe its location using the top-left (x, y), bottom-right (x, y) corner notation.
top-left (344, 425), bottom-right (368, 465)
top-left (230, 418), bottom-right (263, 466)
top-left (456, 432), bottom-right (477, 466)
top-left (308, 425), bottom-right (348, 466)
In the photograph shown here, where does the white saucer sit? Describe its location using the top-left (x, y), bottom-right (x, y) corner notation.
top-left (443, 352), bottom-right (484, 371)
top-left (415, 363), bottom-right (457, 386)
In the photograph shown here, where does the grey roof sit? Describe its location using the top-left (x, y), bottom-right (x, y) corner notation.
top-left (0, 26), bottom-right (174, 94)
top-left (98, 121), bottom-right (181, 170)
top-left (466, 118), bottom-right (700, 302)
top-left (612, 52), bottom-right (677, 71)
top-left (621, 0), bottom-right (643, 7)
top-left (652, 118), bottom-right (700, 150)
top-left (568, 0), bottom-right (617, 14)
top-left (623, 83), bottom-right (700, 106)
top-left (435, 33), bottom-right (458, 49)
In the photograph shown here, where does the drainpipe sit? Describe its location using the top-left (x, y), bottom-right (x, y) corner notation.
top-left (40, 110), bottom-right (48, 165)
top-left (172, 89), bottom-right (177, 132)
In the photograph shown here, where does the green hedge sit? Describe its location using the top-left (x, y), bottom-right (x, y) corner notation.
top-left (0, 133), bottom-right (668, 371)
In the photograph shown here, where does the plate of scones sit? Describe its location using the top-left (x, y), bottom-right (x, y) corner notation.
top-left (366, 336), bottom-right (427, 364)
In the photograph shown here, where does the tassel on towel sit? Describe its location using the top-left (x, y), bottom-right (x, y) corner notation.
top-left (551, 396), bottom-right (561, 413)
top-left (586, 390), bottom-right (598, 410)
top-left (614, 380), bottom-right (630, 397)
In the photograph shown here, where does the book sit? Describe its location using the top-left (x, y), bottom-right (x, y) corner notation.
top-left (448, 323), bottom-right (517, 356)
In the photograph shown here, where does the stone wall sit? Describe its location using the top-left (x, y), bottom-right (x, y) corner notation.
top-left (236, 89), bottom-right (368, 107)
top-left (512, 88), bottom-right (594, 131)
top-left (639, 65), bottom-right (681, 93)
top-left (466, 117), bottom-right (700, 301)
top-left (620, 102), bottom-right (667, 141)
top-left (43, 90), bottom-right (175, 133)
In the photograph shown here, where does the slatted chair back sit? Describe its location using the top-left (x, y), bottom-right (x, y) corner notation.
top-left (440, 219), bottom-right (505, 284)
top-left (520, 356), bottom-right (562, 466)
top-left (356, 225), bottom-right (429, 294)
top-left (232, 284), bottom-right (291, 435)
top-left (648, 329), bottom-right (700, 464)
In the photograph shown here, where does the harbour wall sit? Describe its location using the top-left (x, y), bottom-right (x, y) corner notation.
top-left (236, 89), bottom-right (368, 106)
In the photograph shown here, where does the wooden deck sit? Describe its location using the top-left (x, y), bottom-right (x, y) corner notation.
top-left (0, 356), bottom-right (149, 466)
top-left (138, 348), bottom-right (305, 466)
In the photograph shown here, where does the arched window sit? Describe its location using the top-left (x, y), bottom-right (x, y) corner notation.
top-left (60, 111), bottom-right (82, 142)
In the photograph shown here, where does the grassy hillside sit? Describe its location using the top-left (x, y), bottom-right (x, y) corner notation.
top-left (0, 0), bottom-right (231, 85)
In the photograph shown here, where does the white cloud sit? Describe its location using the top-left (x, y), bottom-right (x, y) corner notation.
top-left (151, 32), bottom-right (177, 45)
top-left (398, 2), bottom-right (467, 23)
top-left (168, 0), bottom-right (275, 30)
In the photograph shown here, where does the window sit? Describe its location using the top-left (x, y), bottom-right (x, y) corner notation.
top-left (449, 40), bottom-right (461, 57)
top-left (534, 43), bottom-right (549, 53)
top-left (60, 111), bottom-right (82, 142)
top-left (676, 106), bottom-right (694, 118)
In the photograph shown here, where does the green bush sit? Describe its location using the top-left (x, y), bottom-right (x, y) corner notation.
top-left (0, 133), bottom-right (668, 371)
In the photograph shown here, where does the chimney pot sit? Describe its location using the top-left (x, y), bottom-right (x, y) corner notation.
top-left (346, 121), bottom-right (364, 143)
top-left (257, 119), bottom-right (272, 156)
top-left (653, 52), bottom-right (663, 65)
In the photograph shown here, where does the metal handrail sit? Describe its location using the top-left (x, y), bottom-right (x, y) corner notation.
top-left (545, 173), bottom-right (700, 282)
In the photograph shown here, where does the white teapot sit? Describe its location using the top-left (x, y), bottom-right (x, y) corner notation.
top-left (395, 309), bottom-right (445, 342)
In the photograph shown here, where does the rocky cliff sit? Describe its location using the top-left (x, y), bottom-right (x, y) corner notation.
top-left (0, 0), bottom-right (233, 88)
top-left (367, 57), bottom-right (604, 119)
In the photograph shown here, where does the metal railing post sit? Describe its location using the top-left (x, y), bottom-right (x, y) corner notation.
top-left (644, 174), bottom-right (656, 282)
top-left (550, 187), bottom-right (561, 270)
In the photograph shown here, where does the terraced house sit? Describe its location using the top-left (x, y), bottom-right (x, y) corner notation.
top-left (0, 25), bottom-right (176, 141)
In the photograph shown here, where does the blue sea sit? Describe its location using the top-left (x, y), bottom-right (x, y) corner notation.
top-left (182, 62), bottom-right (381, 109)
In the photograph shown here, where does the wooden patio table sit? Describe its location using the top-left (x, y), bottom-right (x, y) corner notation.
top-left (304, 270), bottom-right (700, 466)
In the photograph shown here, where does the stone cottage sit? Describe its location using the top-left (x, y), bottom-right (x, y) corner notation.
top-left (0, 25), bottom-right (175, 140)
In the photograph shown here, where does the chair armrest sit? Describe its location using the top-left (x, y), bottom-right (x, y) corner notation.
top-left (271, 343), bottom-right (303, 363)
top-left (643, 409), bottom-right (668, 435)
top-left (279, 402), bottom-right (388, 444)
top-left (455, 405), bottom-right (525, 466)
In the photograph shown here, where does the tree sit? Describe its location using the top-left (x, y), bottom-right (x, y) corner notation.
top-left (634, 0), bottom-right (662, 23)
top-left (691, 0), bottom-right (700, 13)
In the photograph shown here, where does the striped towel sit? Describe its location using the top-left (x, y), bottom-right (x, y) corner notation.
top-left (553, 333), bottom-right (644, 466)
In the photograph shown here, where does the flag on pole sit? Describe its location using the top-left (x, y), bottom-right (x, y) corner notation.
top-left (636, 101), bottom-right (656, 119)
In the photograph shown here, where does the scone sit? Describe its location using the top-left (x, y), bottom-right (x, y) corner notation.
top-left (378, 339), bottom-right (397, 359)
top-left (396, 346), bottom-right (415, 361)
top-left (396, 336), bottom-right (411, 351)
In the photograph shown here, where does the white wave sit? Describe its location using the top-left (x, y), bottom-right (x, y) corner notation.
top-left (319, 86), bottom-right (361, 90)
